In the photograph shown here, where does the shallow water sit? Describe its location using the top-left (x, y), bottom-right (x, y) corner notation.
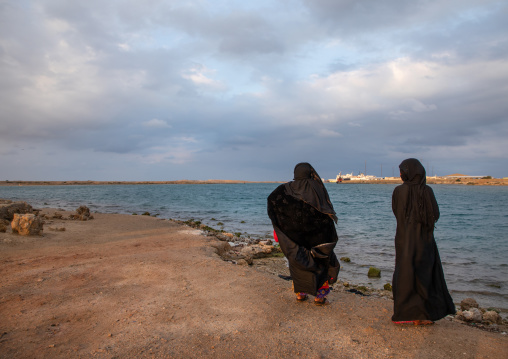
top-left (1, 183), bottom-right (507, 313)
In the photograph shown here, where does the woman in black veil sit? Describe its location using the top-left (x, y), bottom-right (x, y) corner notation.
top-left (267, 163), bottom-right (339, 305)
top-left (391, 158), bottom-right (455, 324)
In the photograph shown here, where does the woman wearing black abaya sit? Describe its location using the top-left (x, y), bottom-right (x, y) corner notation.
top-left (392, 158), bottom-right (455, 325)
top-left (267, 163), bottom-right (339, 305)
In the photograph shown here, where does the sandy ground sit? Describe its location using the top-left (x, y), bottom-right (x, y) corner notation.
top-left (1, 210), bottom-right (507, 359)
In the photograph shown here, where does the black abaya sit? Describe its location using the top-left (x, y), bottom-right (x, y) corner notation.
top-left (391, 159), bottom-right (455, 321)
top-left (267, 163), bottom-right (339, 296)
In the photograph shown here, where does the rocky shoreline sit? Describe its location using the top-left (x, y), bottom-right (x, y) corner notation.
top-left (174, 217), bottom-right (508, 334)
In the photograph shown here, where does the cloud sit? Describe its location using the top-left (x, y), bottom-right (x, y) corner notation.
top-left (142, 119), bottom-right (172, 128)
top-left (318, 129), bottom-right (343, 138)
top-left (0, 0), bottom-right (507, 180)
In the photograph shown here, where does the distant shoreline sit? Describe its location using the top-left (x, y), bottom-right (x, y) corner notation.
top-left (1, 178), bottom-right (507, 186)
top-left (0, 180), bottom-right (283, 186)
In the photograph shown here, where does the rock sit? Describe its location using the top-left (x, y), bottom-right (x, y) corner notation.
top-left (459, 308), bottom-right (483, 322)
top-left (340, 257), bottom-right (351, 263)
top-left (69, 206), bottom-right (93, 221)
top-left (259, 240), bottom-right (273, 246)
top-left (483, 311), bottom-right (501, 324)
top-left (460, 298), bottom-right (479, 311)
top-left (383, 283), bottom-right (392, 291)
top-left (240, 244), bottom-right (273, 259)
top-left (0, 201), bottom-right (33, 221)
top-left (367, 267), bottom-right (381, 278)
top-left (210, 241), bottom-right (232, 256)
top-left (0, 218), bottom-right (10, 232)
top-left (236, 259), bottom-right (249, 266)
top-left (52, 212), bottom-right (64, 219)
top-left (11, 213), bottom-right (44, 235)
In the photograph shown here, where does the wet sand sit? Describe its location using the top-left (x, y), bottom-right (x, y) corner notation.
top-left (1, 209), bottom-right (507, 358)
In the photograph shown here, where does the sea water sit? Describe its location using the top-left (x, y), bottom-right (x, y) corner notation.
top-left (1, 183), bottom-right (507, 313)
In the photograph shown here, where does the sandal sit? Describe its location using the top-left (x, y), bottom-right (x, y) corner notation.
top-left (296, 293), bottom-right (308, 302)
top-left (314, 298), bottom-right (328, 306)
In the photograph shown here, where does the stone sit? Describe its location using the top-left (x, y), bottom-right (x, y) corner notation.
top-left (0, 218), bottom-right (10, 232)
top-left (236, 259), bottom-right (249, 266)
top-left (383, 283), bottom-right (392, 291)
top-left (11, 213), bottom-right (44, 235)
top-left (69, 206), bottom-right (93, 221)
top-left (483, 311), bottom-right (501, 324)
top-left (460, 308), bottom-right (483, 322)
top-left (455, 310), bottom-right (465, 321)
top-left (460, 298), bottom-right (479, 311)
top-left (0, 201), bottom-right (33, 221)
top-left (240, 244), bottom-right (273, 259)
top-left (210, 241), bottom-right (232, 256)
top-left (367, 267), bottom-right (381, 278)
top-left (340, 257), bottom-right (351, 263)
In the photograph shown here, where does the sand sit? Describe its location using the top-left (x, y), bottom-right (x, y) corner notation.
top-left (1, 209), bottom-right (507, 358)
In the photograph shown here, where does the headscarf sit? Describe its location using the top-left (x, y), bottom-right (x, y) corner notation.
top-left (399, 158), bottom-right (436, 228)
top-left (284, 162), bottom-right (338, 223)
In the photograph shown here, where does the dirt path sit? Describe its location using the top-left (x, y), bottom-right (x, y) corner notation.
top-left (1, 210), bottom-right (506, 358)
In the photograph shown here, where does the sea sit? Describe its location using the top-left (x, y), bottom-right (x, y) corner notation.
top-left (1, 183), bottom-right (507, 314)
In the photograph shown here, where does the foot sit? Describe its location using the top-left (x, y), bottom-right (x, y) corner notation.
top-left (296, 293), bottom-right (308, 302)
top-left (314, 297), bottom-right (328, 306)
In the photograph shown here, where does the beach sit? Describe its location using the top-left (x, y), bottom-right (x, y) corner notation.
top-left (1, 207), bottom-right (507, 358)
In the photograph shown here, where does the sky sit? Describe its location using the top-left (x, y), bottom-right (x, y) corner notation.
top-left (1, 0), bottom-right (507, 181)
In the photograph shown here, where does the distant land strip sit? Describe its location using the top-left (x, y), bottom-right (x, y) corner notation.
top-left (0, 180), bottom-right (282, 186)
top-left (1, 178), bottom-right (507, 186)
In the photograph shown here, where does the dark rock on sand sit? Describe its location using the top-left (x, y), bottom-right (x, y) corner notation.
top-left (0, 201), bottom-right (33, 221)
top-left (0, 219), bottom-right (9, 232)
top-left (69, 206), bottom-right (94, 221)
top-left (460, 298), bottom-right (479, 311)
